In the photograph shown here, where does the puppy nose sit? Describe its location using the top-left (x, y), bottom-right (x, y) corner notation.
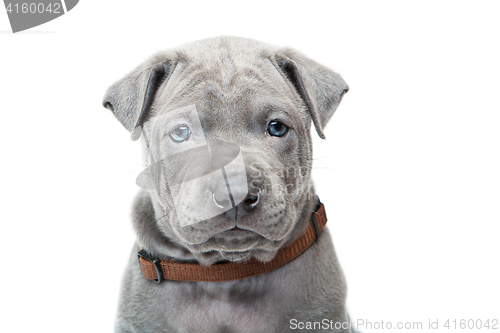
top-left (212, 183), bottom-right (260, 220)
top-left (222, 192), bottom-right (260, 220)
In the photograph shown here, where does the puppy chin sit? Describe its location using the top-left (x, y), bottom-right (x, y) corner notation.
top-left (220, 250), bottom-right (251, 262)
top-left (218, 249), bottom-right (278, 263)
top-left (188, 245), bottom-right (280, 266)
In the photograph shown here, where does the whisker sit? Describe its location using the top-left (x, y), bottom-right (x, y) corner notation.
top-left (125, 164), bottom-right (149, 174)
top-left (141, 212), bottom-right (169, 232)
top-left (312, 155), bottom-right (331, 160)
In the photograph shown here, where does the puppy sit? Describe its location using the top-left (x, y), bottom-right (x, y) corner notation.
top-left (103, 36), bottom-right (352, 333)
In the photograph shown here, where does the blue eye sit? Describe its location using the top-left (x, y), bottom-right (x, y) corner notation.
top-left (170, 125), bottom-right (191, 142)
top-left (267, 120), bottom-right (288, 137)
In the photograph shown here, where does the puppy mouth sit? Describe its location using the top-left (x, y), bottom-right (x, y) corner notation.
top-left (211, 228), bottom-right (262, 249)
top-left (178, 213), bottom-right (290, 246)
top-left (186, 227), bottom-right (263, 255)
top-left (219, 226), bottom-right (253, 238)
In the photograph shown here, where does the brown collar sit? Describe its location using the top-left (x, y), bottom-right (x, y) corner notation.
top-left (137, 200), bottom-right (328, 283)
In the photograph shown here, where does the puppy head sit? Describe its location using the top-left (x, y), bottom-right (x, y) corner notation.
top-left (103, 37), bottom-right (348, 265)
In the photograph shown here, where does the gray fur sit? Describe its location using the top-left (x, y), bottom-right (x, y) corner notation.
top-left (103, 36), bottom-right (353, 333)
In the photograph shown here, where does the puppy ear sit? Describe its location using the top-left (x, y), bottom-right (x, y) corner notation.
top-left (274, 53), bottom-right (348, 139)
top-left (102, 57), bottom-right (170, 140)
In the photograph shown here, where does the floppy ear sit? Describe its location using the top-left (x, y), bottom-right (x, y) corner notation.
top-left (102, 56), bottom-right (171, 140)
top-left (274, 52), bottom-right (348, 139)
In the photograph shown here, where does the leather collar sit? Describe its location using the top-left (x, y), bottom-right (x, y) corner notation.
top-left (137, 199), bottom-right (328, 283)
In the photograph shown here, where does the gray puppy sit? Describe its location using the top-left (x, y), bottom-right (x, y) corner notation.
top-left (103, 36), bottom-right (353, 333)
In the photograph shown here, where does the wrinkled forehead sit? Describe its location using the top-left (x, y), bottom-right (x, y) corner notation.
top-left (144, 57), bottom-right (306, 135)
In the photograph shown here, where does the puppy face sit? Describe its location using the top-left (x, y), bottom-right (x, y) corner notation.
top-left (103, 37), bottom-right (348, 265)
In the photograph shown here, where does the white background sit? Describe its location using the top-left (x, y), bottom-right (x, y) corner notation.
top-left (1, 1), bottom-right (499, 332)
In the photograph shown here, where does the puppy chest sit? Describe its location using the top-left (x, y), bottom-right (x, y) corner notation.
top-left (160, 283), bottom-right (281, 333)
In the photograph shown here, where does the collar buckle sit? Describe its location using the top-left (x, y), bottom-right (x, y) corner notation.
top-left (137, 249), bottom-right (164, 283)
